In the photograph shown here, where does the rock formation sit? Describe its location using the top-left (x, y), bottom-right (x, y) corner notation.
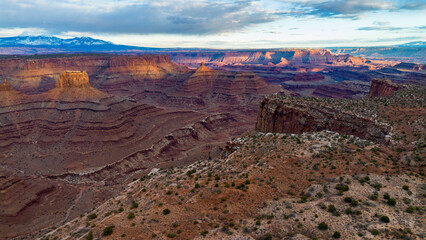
top-left (367, 78), bottom-right (402, 98)
top-left (170, 49), bottom-right (367, 67)
top-left (0, 79), bottom-right (11, 91)
top-left (255, 96), bottom-right (391, 143)
top-left (56, 71), bottom-right (90, 88)
top-left (0, 69), bottom-right (254, 238)
top-left (0, 54), bottom-right (188, 94)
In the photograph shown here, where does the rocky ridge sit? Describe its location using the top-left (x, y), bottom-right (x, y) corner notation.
top-left (255, 79), bottom-right (419, 144)
top-left (367, 79), bottom-right (402, 98)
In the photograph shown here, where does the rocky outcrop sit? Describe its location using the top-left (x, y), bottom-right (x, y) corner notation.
top-left (255, 96), bottom-right (391, 143)
top-left (56, 71), bottom-right (90, 88)
top-left (367, 79), bottom-right (402, 98)
top-left (0, 79), bottom-right (12, 91)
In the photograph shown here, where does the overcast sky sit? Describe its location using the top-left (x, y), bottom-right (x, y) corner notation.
top-left (0, 0), bottom-right (425, 48)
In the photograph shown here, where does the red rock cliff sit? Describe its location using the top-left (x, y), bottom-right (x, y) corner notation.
top-left (255, 96), bottom-right (390, 143)
top-left (367, 79), bottom-right (402, 98)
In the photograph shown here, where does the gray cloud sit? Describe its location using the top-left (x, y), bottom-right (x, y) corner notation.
top-left (399, 0), bottom-right (426, 10)
top-left (0, 0), bottom-right (277, 35)
top-left (309, 0), bottom-right (393, 18)
top-left (279, 0), bottom-right (425, 20)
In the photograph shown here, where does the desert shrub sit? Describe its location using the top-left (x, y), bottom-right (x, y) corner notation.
top-left (86, 231), bottom-right (93, 240)
top-left (369, 191), bottom-right (379, 201)
top-left (335, 184), bottom-right (349, 192)
top-left (370, 229), bottom-right (380, 236)
top-left (383, 193), bottom-right (390, 199)
top-left (259, 233), bottom-right (273, 240)
top-left (333, 231), bottom-right (341, 238)
top-left (87, 213), bottom-right (97, 220)
top-left (130, 200), bottom-right (139, 209)
top-left (328, 204), bottom-right (337, 213)
top-left (406, 206), bottom-right (415, 213)
top-left (163, 208), bottom-right (171, 215)
top-left (127, 212), bottom-right (135, 219)
top-left (380, 215), bottom-right (390, 223)
top-left (318, 222), bottom-right (328, 230)
top-left (200, 230), bottom-right (209, 237)
top-left (166, 233), bottom-right (176, 238)
top-left (387, 198), bottom-right (397, 206)
top-left (102, 226), bottom-right (115, 236)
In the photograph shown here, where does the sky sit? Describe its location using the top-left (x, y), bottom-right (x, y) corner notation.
top-left (0, 0), bottom-right (425, 48)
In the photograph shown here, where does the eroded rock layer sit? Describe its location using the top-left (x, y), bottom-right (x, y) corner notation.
top-left (0, 69), bottom-right (257, 238)
top-left (255, 96), bottom-right (391, 143)
top-left (0, 54), bottom-right (188, 94)
top-left (367, 78), bottom-right (402, 98)
top-left (170, 49), bottom-right (366, 67)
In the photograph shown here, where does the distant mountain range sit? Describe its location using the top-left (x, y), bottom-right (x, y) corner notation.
top-left (0, 36), bottom-right (158, 54)
top-left (0, 35), bottom-right (425, 63)
top-left (0, 36), bottom-right (113, 46)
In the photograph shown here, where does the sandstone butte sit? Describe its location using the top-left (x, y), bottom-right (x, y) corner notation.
top-left (56, 71), bottom-right (91, 88)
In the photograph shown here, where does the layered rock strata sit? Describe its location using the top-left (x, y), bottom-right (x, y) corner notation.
top-left (255, 96), bottom-right (391, 143)
top-left (367, 78), bottom-right (402, 98)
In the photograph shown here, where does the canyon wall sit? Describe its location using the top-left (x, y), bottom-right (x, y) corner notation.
top-left (0, 54), bottom-right (188, 94)
top-left (255, 96), bottom-right (391, 143)
top-left (169, 49), bottom-right (366, 67)
top-left (367, 78), bottom-right (402, 98)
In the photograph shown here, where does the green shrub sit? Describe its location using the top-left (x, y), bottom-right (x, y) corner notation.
top-left (127, 212), bottom-right (135, 219)
top-left (130, 200), bottom-right (139, 209)
top-left (87, 213), bottom-right (97, 220)
top-left (370, 229), bottom-right (380, 236)
top-left (102, 226), bottom-right (115, 236)
top-left (406, 206), bottom-right (415, 213)
top-left (333, 231), bottom-right (341, 238)
top-left (259, 233), bottom-right (273, 240)
top-left (380, 215), bottom-right (390, 223)
top-left (328, 204), bottom-right (337, 213)
top-left (318, 222), bottom-right (328, 230)
top-left (387, 198), bottom-right (396, 206)
top-left (383, 193), bottom-right (390, 200)
top-left (402, 185), bottom-right (409, 190)
top-left (163, 209), bottom-right (171, 215)
top-left (200, 230), bottom-right (209, 237)
top-left (335, 184), bottom-right (349, 192)
top-left (86, 231), bottom-right (93, 240)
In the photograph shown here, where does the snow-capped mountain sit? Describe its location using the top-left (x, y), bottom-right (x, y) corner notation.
top-left (0, 36), bottom-right (113, 47)
top-left (0, 35), bottom-right (161, 55)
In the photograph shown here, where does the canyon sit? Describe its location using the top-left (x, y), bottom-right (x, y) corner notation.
top-left (43, 80), bottom-right (425, 240)
top-left (0, 52), bottom-right (424, 239)
top-left (0, 55), bottom-right (283, 239)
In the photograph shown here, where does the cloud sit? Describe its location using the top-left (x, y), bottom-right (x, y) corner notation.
top-left (357, 24), bottom-right (426, 31)
top-left (279, 0), bottom-right (425, 20)
top-left (288, 0), bottom-right (395, 19)
top-left (399, 0), bottom-right (426, 10)
top-left (357, 26), bottom-right (403, 31)
top-left (0, 0), bottom-right (277, 35)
